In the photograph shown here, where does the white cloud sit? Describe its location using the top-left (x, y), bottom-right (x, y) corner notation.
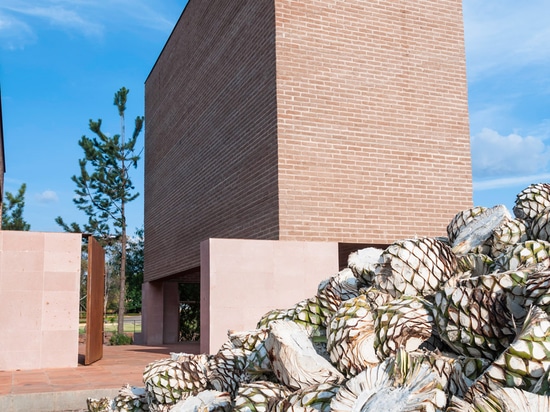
top-left (0, 10), bottom-right (36, 49)
top-left (0, 0), bottom-right (180, 44)
top-left (106, 0), bottom-right (181, 33)
top-left (468, 103), bottom-right (515, 136)
top-left (471, 128), bottom-right (550, 177)
top-left (0, 1), bottom-right (103, 41)
top-left (16, 5), bottom-right (103, 37)
top-left (35, 190), bottom-right (59, 204)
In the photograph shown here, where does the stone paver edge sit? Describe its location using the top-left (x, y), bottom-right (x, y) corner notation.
top-left (0, 387), bottom-right (119, 412)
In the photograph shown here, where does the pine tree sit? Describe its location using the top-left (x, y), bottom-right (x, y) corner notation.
top-left (111, 226), bottom-right (144, 314)
top-left (2, 183), bottom-right (30, 230)
top-left (56, 87), bottom-right (143, 334)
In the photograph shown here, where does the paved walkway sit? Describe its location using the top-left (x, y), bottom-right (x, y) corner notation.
top-left (0, 342), bottom-right (201, 412)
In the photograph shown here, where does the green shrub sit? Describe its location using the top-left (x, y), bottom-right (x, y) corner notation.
top-left (109, 332), bottom-right (133, 345)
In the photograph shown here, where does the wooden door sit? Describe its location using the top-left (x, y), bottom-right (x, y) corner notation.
top-left (85, 235), bottom-right (105, 365)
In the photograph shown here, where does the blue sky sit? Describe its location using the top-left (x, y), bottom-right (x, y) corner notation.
top-left (465, 1), bottom-right (550, 212)
top-left (1, 1), bottom-right (549, 234)
top-left (0, 0), bottom-right (188, 234)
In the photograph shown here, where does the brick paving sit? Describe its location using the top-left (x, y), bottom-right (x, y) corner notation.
top-left (0, 342), bottom-right (200, 411)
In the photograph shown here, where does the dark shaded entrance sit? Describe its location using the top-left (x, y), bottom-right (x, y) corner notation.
top-left (140, 268), bottom-right (200, 345)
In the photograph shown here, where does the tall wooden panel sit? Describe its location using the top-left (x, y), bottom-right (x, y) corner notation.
top-left (85, 236), bottom-right (105, 365)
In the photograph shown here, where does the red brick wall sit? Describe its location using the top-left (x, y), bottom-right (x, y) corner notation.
top-left (145, 0), bottom-right (280, 281)
top-left (144, 0), bottom-right (472, 280)
top-left (275, 0), bottom-right (472, 243)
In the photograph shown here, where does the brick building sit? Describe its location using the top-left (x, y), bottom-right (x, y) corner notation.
top-left (141, 0), bottom-right (473, 351)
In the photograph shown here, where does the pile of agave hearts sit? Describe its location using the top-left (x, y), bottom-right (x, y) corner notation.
top-left (88, 183), bottom-right (550, 412)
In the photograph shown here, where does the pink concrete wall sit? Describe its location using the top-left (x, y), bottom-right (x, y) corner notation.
top-left (0, 231), bottom-right (81, 370)
top-left (138, 281), bottom-right (164, 345)
top-left (200, 238), bottom-right (339, 353)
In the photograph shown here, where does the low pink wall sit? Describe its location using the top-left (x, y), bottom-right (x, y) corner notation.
top-left (200, 238), bottom-right (339, 353)
top-left (0, 231), bottom-right (81, 370)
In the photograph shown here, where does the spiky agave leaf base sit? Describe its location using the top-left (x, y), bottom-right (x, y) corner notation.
top-left (331, 349), bottom-right (446, 412)
top-left (448, 387), bottom-right (550, 411)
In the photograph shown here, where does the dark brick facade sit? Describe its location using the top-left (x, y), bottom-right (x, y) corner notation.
top-left (144, 0), bottom-right (472, 281)
top-left (145, 1), bottom-right (280, 281)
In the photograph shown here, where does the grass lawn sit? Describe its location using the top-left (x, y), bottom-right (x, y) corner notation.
top-left (79, 315), bottom-right (141, 335)
top-left (79, 323), bottom-right (142, 334)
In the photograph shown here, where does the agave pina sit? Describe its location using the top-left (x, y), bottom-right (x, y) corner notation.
top-left (169, 390), bottom-right (232, 412)
top-left (143, 358), bottom-right (208, 405)
top-left (373, 296), bottom-right (438, 360)
top-left (270, 382), bottom-right (340, 412)
top-left (264, 320), bottom-right (344, 391)
top-left (207, 347), bottom-right (248, 398)
top-left (112, 384), bottom-right (149, 411)
top-left (494, 240), bottom-right (550, 272)
top-left (326, 294), bottom-right (378, 378)
top-left (233, 381), bottom-right (292, 412)
top-left (330, 348), bottom-right (446, 412)
top-left (451, 205), bottom-right (511, 255)
top-left (372, 237), bottom-right (457, 299)
top-left (448, 387), bottom-right (550, 411)
top-left (466, 306), bottom-right (550, 397)
top-left (513, 183), bottom-right (550, 223)
top-left (432, 283), bottom-right (517, 360)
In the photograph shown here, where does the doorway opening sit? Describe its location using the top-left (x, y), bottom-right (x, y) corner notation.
top-left (178, 282), bottom-right (200, 342)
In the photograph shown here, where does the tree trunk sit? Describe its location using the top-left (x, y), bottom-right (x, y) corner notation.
top-left (118, 210), bottom-right (127, 334)
top-left (117, 96), bottom-right (127, 335)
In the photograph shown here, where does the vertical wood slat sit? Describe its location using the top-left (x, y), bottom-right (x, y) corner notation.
top-left (85, 236), bottom-right (105, 365)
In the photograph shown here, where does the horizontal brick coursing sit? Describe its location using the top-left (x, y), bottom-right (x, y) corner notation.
top-left (145, 0), bottom-right (279, 281)
top-left (275, 0), bottom-right (472, 244)
top-left (144, 0), bottom-right (473, 281)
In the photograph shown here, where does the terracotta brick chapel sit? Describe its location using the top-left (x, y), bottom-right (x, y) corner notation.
top-left (141, 0), bottom-right (473, 352)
